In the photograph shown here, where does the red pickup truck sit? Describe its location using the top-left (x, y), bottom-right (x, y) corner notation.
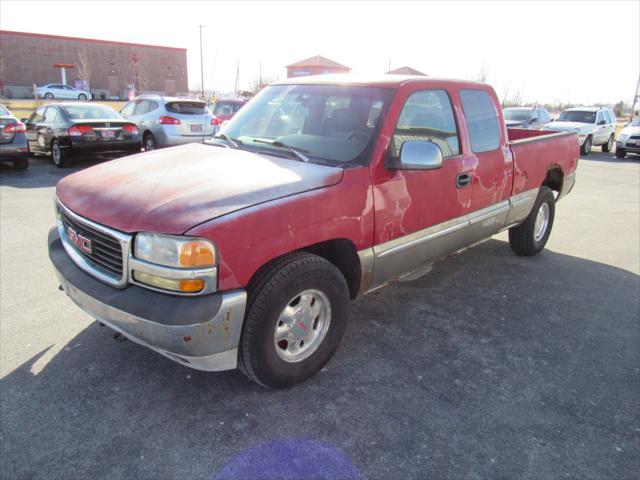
top-left (49, 75), bottom-right (579, 388)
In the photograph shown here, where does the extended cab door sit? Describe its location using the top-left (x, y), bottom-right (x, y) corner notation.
top-left (369, 86), bottom-right (474, 287)
top-left (459, 89), bottom-right (512, 239)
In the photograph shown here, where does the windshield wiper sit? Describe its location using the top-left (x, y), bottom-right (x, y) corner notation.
top-left (213, 133), bottom-right (242, 148)
top-left (251, 138), bottom-right (311, 163)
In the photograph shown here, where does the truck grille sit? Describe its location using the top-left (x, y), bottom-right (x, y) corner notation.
top-left (57, 201), bottom-right (131, 287)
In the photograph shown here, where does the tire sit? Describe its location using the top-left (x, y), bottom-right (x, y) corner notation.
top-left (602, 135), bottom-right (614, 153)
top-left (143, 133), bottom-right (156, 151)
top-left (616, 148), bottom-right (626, 159)
top-left (238, 252), bottom-right (350, 389)
top-left (12, 158), bottom-right (28, 170)
top-left (44, 93), bottom-right (54, 100)
top-left (508, 186), bottom-right (555, 256)
top-left (78, 94), bottom-right (87, 101)
top-left (581, 135), bottom-right (592, 156)
top-left (51, 139), bottom-right (66, 168)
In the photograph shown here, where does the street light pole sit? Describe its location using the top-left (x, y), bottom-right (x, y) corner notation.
top-left (198, 25), bottom-right (205, 97)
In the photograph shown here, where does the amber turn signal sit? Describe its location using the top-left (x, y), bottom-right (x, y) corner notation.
top-left (179, 241), bottom-right (215, 267)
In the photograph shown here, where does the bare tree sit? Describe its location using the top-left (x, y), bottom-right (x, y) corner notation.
top-left (77, 47), bottom-right (91, 89)
top-left (474, 64), bottom-right (489, 83)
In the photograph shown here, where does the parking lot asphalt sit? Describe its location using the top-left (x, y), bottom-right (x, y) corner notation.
top-left (1, 150), bottom-right (639, 480)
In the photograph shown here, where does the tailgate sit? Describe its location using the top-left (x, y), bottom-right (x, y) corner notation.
top-left (508, 128), bottom-right (580, 195)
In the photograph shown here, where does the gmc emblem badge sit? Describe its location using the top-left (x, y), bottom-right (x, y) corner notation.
top-left (67, 226), bottom-right (92, 254)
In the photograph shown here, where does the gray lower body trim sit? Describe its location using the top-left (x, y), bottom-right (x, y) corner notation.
top-left (359, 188), bottom-right (540, 293)
top-left (54, 266), bottom-right (247, 372)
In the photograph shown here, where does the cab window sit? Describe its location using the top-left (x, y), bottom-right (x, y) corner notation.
top-left (391, 89), bottom-right (460, 158)
top-left (460, 89), bottom-right (501, 153)
top-left (31, 107), bottom-right (46, 123)
top-left (120, 101), bottom-right (135, 116)
top-left (43, 107), bottom-right (59, 123)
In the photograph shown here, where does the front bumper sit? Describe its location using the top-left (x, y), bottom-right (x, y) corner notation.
top-left (49, 228), bottom-right (247, 371)
top-left (617, 140), bottom-right (640, 153)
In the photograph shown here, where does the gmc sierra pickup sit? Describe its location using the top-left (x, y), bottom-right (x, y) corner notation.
top-left (49, 75), bottom-right (579, 388)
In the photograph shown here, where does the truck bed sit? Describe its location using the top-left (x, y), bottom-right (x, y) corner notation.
top-left (507, 128), bottom-right (580, 195)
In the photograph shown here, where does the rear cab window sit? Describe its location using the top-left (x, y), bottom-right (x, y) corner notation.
top-left (460, 89), bottom-right (501, 153)
top-left (391, 89), bottom-right (461, 158)
top-left (166, 102), bottom-right (208, 115)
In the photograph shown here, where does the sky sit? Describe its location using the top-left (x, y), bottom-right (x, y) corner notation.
top-left (1, 0), bottom-right (638, 105)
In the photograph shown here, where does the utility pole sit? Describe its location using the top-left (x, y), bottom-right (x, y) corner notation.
top-left (388, 58), bottom-right (391, 72)
top-left (234, 59), bottom-right (240, 93)
top-left (259, 60), bottom-right (262, 90)
top-left (631, 74), bottom-right (640, 120)
top-left (198, 25), bottom-right (205, 97)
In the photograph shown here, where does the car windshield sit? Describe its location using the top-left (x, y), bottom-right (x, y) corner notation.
top-left (630, 117), bottom-right (640, 127)
top-left (504, 108), bottom-right (532, 121)
top-left (62, 105), bottom-right (121, 120)
top-left (0, 104), bottom-right (9, 116)
top-left (221, 84), bottom-right (393, 165)
top-left (165, 101), bottom-right (208, 115)
top-left (557, 110), bottom-right (596, 123)
top-left (212, 101), bottom-right (243, 116)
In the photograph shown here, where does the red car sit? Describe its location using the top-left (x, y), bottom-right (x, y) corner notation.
top-left (49, 75), bottom-right (578, 388)
top-left (209, 98), bottom-right (247, 122)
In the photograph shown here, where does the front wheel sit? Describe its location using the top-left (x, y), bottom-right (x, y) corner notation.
top-left (78, 94), bottom-right (87, 100)
top-left (508, 186), bottom-right (555, 256)
top-left (616, 148), bottom-right (626, 159)
top-left (581, 136), bottom-right (592, 156)
top-left (239, 252), bottom-right (349, 388)
top-left (44, 93), bottom-right (54, 100)
top-left (602, 135), bottom-right (614, 153)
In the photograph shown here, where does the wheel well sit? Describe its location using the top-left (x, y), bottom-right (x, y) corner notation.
top-left (543, 167), bottom-right (563, 194)
top-left (302, 239), bottom-right (361, 300)
top-left (143, 130), bottom-right (153, 139)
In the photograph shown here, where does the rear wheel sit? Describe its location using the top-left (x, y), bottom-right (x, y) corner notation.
top-left (12, 158), bottom-right (28, 170)
top-left (508, 186), bottom-right (555, 256)
top-left (78, 94), bottom-right (87, 100)
top-left (44, 93), bottom-right (54, 100)
top-left (239, 252), bottom-right (349, 388)
top-left (602, 135), bottom-right (614, 152)
top-left (143, 133), bottom-right (156, 151)
top-left (616, 148), bottom-right (626, 159)
top-left (51, 140), bottom-right (66, 168)
top-left (581, 135), bottom-right (592, 156)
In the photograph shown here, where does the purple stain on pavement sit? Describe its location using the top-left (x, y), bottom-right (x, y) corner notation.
top-left (214, 438), bottom-right (363, 480)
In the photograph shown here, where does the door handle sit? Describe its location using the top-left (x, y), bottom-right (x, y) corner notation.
top-left (456, 172), bottom-right (472, 188)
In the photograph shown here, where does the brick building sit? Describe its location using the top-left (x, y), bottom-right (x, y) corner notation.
top-left (286, 55), bottom-right (350, 78)
top-left (0, 30), bottom-right (188, 99)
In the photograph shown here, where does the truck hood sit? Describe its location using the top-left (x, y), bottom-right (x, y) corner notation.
top-left (619, 125), bottom-right (640, 137)
top-left (56, 143), bottom-right (344, 234)
top-left (544, 121), bottom-right (595, 133)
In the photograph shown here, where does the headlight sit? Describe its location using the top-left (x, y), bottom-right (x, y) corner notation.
top-left (132, 233), bottom-right (217, 294)
top-left (135, 232), bottom-right (215, 268)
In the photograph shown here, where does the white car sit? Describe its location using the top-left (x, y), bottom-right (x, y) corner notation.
top-left (37, 84), bottom-right (91, 101)
top-left (543, 106), bottom-right (617, 155)
top-left (616, 117), bottom-right (640, 159)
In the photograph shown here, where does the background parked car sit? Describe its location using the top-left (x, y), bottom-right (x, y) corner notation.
top-left (503, 106), bottom-right (552, 129)
top-left (24, 103), bottom-right (140, 167)
top-left (0, 103), bottom-right (29, 170)
top-left (36, 84), bottom-right (92, 100)
top-left (209, 98), bottom-right (247, 122)
top-left (120, 96), bottom-right (218, 151)
top-left (616, 117), bottom-right (640, 159)
top-left (543, 106), bottom-right (617, 155)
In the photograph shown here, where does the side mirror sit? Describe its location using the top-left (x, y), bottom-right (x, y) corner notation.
top-left (388, 140), bottom-right (443, 170)
top-left (530, 117), bottom-right (539, 123)
top-left (597, 120), bottom-right (606, 125)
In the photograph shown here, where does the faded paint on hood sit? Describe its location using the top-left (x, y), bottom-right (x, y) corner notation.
top-left (56, 143), bottom-right (344, 234)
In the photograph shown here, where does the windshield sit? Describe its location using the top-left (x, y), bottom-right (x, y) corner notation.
top-left (0, 104), bottom-right (9, 116)
top-left (504, 108), bottom-right (532, 121)
top-left (557, 110), bottom-right (596, 123)
top-left (63, 105), bottom-right (121, 120)
top-left (630, 117), bottom-right (640, 127)
top-left (221, 84), bottom-right (393, 165)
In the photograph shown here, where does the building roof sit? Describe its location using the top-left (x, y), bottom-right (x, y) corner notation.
top-left (386, 66), bottom-right (427, 76)
top-left (0, 30), bottom-right (186, 52)
top-left (286, 55), bottom-right (350, 69)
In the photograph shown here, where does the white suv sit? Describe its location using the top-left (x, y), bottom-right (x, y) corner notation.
top-left (543, 106), bottom-right (616, 155)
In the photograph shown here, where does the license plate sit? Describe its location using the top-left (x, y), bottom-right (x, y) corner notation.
top-left (190, 124), bottom-right (203, 133)
top-left (101, 130), bottom-right (116, 139)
